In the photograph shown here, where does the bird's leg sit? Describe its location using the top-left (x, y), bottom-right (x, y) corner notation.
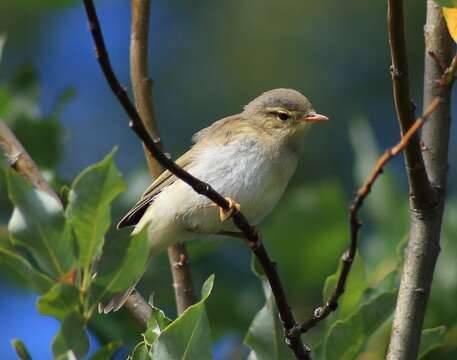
top-left (218, 197), bottom-right (241, 222)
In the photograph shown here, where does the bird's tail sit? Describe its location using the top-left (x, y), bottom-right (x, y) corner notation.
top-left (98, 280), bottom-right (140, 314)
top-left (98, 259), bottom-right (148, 314)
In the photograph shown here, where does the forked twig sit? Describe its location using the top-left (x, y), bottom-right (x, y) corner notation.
top-left (291, 97), bottom-right (442, 337)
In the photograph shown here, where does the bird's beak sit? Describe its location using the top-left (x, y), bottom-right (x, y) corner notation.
top-left (302, 113), bottom-right (329, 123)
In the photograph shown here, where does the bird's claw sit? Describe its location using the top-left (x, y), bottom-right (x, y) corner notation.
top-left (219, 197), bottom-right (241, 222)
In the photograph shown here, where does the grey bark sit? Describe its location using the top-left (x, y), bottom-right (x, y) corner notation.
top-left (387, 2), bottom-right (453, 359)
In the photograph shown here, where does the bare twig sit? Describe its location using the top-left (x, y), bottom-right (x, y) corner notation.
top-left (387, 1), bottom-right (455, 358)
top-left (290, 98), bottom-right (442, 337)
top-left (124, 290), bottom-right (152, 329)
top-left (82, 1), bottom-right (308, 358)
top-left (130, 0), bottom-right (165, 176)
top-left (129, 0), bottom-right (195, 316)
top-left (0, 119), bottom-right (59, 202)
top-left (387, 0), bottom-right (436, 208)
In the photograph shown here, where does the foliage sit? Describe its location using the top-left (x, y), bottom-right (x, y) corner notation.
top-left (0, 16), bottom-right (456, 360)
top-left (1, 153), bottom-right (148, 358)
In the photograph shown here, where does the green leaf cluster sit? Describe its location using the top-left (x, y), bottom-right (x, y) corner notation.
top-left (130, 275), bottom-right (215, 359)
top-left (1, 151), bottom-right (147, 358)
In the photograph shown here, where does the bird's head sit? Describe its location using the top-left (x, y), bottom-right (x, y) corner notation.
top-left (242, 88), bottom-right (329, 148)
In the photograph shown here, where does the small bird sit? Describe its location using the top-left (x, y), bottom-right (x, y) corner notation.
top-left (100, 88), bottom-right (328, 313)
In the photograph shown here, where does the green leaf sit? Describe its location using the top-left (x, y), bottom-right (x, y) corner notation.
top-left (418, 326), bottom-right (447, 359)
top-left (66, 150), bottom-right (126, 269)
top-left (129, 342), bottom-right (151, 360)
top-left (6, 170), bottom-right (73, 278)
top-left (12, 339), bottom-right (32, 360)
top-left (435, 0), bottom-right (457, 7)
top-left (90, 341), bottom-right (121, 360)
top-left (52, 312), bottom-right (89, 359)
top-left (244, 294), bottom-right (295, 360)
top-left (149, 275), bottom-right (215, 360)
top-left (55, 351), bottom-right (77, 360)
top-left (37, 283), bottom-right (80, 321)
top-left (324, 291), bottom-right (396, 360)
top-left (88, 230), bottom-right (149, 313)
top-left (12, 115), bottom-right (62, 169)
top-left (144, 306), bottom-right (173, 345)
top-left (0, 236), bottom-right (53, 293)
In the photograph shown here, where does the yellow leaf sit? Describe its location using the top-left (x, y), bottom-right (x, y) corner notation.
top-left (443, 7), bottom-right (457, 43)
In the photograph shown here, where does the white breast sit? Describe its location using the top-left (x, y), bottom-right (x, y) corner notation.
top-left (144, 136), bottom-right (298, 237)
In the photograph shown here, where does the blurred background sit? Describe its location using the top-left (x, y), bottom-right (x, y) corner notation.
top-left (0, 0), bottom-right (456, 359)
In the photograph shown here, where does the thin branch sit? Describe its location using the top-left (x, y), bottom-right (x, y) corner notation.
top-left (289, 98), bottom-right (442, 337)
top-left (387, 1), bottom-right (455, 357)
top-left (124, 290), bottom-right (152, 329)
top-left (387, 0), bottom-right (436, 208)
top-left (130, 0), bottom-right (196, 316)
top-left (82, 1), bottom-right (308, 358)
top-left (0, 119), bottom-right (59, 202)
top-left (130, 0), bottom-right (165, 176)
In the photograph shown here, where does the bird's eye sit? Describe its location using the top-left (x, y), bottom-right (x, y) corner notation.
top-left (276, 111), bottom-right (290, 121)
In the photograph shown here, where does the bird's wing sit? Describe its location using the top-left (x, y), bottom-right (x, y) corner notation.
top-left (191, 115), bottom-right (241, 144)
top-left (117, 151), bottom-right (195, 229)
top-left (117, 114), bottom-right (244, 229)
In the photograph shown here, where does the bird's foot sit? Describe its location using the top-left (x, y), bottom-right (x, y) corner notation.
top-left (219, 197), bottom-right (241, 222)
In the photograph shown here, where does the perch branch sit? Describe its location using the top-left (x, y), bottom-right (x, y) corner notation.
top-left (0, 119), bottom-right (59, 202)
top-left (387, 1), bottom-right (455, 358)
top-left (293, 98), bottom-right (442, 336)
top-left (82, 1), bottom-right (308, 358)
top-left (129, 0), bottom-right (195, 316)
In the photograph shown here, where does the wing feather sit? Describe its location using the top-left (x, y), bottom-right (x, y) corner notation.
top-left (116, 152), bottom-right (195, 229)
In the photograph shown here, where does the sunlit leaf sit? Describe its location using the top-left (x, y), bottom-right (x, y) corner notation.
top-left (6, 170), bottom-right (73, 278)
top-left (324, 291), bottom-right (396, 360)
top-left (55, 351), bottom-right (77, 360)
top-left (0, 236), bottom-right (53, 293)
top-left (129, 342), bottom-right (150, 360)
top-left (149, 275), bottom-right (215, 360)
top-left (12, 339), bottom-right (32, 360)
top-left (37, 283), bottom-right (80, 321)
top-left (418, 326), bottom-right (447, 358)
top-left (66, 150), bottom-right (126, 269)
top-left (144, 306), bottom-right (172, 345)
top-left (443, 7), bottom-right (457, 43)
top-left (52, 312), bottom-right (89, 359)
top-left (88, 230), bottom-right (149, 313)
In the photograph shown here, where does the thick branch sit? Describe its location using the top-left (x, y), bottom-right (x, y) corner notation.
top-left (0, 118), bottom-right (55, 196)
top-left (387, 0), bottom-right (436, 208)
top-left (82, 1), bottom-right (308, 358)
top-left (0, 119), bottom-right (59, 202)
top-left (387, 2), bottom-right (454, 358)
top-left (130, 0), bottom-right (195, 316)
top-left (291, 98), bottom-right (442, 337)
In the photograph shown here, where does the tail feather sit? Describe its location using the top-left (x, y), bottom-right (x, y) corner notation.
top-left (98, 284), bottom-right (137, 314)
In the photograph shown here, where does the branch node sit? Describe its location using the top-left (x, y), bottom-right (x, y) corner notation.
top-left (313, 306), bottom-right (324, 318)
